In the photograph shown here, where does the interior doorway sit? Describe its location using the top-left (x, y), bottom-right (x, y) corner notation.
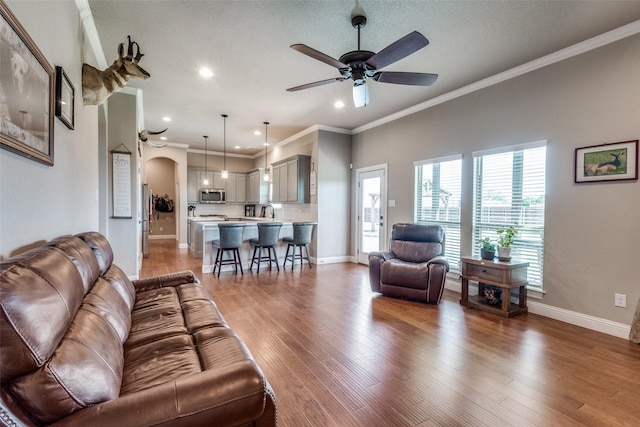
top-left (356, 164), bottom-right (387, 265)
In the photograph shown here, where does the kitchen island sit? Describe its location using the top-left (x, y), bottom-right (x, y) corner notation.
top-left (188, 217), bottom-right (297, 273)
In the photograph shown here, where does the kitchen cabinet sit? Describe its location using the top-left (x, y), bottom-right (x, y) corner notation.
top-left (271, 155), bottom-right (311, 203)
top-left (187, 168), bottom-right (199, 202)
top-left (197, 170), bottom-right (225, 189)
top-left (226, 173), bottom-right (247, 203)
top-left (246, 168), bottom-right (269, 204)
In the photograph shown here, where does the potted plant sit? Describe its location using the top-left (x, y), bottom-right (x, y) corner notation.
top-left (496, 225), bottom-right (517, 261)
top-left (478, 237), bottom-right (496, 260)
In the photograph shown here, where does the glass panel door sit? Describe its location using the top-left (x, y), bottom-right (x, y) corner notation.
top-left (357, 166), bottom-right (387, 264)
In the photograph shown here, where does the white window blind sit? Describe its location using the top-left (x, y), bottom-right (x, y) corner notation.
top-left (414, 155), bottom-right (462, 272)
top-left (472, 143), bottom-right (546, 287)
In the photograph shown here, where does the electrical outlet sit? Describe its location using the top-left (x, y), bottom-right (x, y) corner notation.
top-left (160, 227), bottom-right (163, 231)
top-left (614, 293), bottom-right (626, 308)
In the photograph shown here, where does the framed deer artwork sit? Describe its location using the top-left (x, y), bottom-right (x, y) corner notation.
top-left (574, 140), bottom-right (638, 183)
top-left (0, 2), bottom-right (55, 166)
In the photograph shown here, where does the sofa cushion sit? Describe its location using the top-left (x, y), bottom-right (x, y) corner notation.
top-left (126, 287), bottom-right (188, 348)
top-left (102, 264), bottom-right (136, 311)
top-left (47, 235), bottom-right (101, 294)
top-left (390, 240), bottom-right (443, 263)
top-left (122, 334), bottom-right (201, 395)
top-left (380, 258), bottom-right (429, 290)
top-left (0, 247), bottom-right (87, 380)
top-left (84, 278), bottom-right (132, 343)
top-left (77, 231), bottom-right (114, 275)
top-left (8, 302), bottom-right (124, 424)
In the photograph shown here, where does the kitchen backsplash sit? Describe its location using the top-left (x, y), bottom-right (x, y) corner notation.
top-left (189, 203), bottom-right (317, 221)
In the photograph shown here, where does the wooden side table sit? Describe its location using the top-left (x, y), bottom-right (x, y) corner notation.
top-left (460, 256), bottom-right (529, 318)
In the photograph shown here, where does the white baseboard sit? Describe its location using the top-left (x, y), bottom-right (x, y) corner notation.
top-left (178, 243), bottom-right (188, 249)
top-left (443, 277), bottom-right (630, 340)
top-left (527, 301), bottom-right (631, 340)
top-left (315, 256), bottom-right (352, 265)
top-left (149, 234), bottom-right (176, 240)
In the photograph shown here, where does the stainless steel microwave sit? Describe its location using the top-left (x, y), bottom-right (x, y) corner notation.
top-left (199, 188), bottom-right (226, 203)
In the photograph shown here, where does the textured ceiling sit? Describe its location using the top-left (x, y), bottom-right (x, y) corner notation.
top-left (87, 1), bottom-right (640, 155)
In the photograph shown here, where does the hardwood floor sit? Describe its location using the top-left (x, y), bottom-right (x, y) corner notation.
top-left (140, 240), bottom-right (640, 426)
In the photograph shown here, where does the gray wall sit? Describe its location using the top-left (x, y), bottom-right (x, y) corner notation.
top-left (106, 93), bottom-right (140, 276)
top-left (352, 35), bottom-right (640, 324)
top-left (0, 1), bottom-right (99, 258)
top-left (317, 130), bottom-right (351, 259)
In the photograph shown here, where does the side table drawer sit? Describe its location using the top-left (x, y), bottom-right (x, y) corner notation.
top-left (465, 263), bottom-right (502, 283)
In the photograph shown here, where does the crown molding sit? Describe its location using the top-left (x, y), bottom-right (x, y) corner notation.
top-left (353, 20), bottom-right (640, 135)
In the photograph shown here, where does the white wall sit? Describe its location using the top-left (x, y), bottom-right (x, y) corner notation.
top-left (351, 35), bottom-right (640, 325)
top-left (0, 1), bottom-right (99, 258)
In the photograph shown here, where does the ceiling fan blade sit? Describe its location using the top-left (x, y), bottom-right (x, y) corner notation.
top-left (365, 31), bottom-right (429, 70)
top-left (286, 77), bottom-right (346, 92)
top-left (353, 82), bottom-right (369, 108)
top-left (373, 71), bottom-right (438, 86)
top-left (290, 44), bottom-right (348, 69)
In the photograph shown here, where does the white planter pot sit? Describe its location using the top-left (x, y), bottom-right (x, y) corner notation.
top-left (497, 246), bottom-right (512, 261)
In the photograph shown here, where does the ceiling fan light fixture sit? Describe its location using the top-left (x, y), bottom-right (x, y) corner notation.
top-left (263, 121), bottom-right (270, 182)
top-left (221, 114), bottom-right (228, 179)
top-left (353, 82), bottom-right (369, 108)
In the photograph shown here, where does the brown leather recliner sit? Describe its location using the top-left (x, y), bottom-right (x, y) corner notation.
top-left (369, 223), bottom-right (450, 304)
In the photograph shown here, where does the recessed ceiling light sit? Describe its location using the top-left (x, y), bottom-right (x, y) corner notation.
top-left (264, 143), bottom-right (269, 146)
top-left (162, 116), bottom-right (172, 122)
top-left (254, 130), bottom-right (261, 136)
top-left (160, 136), bottom-right (167, 141)
top-left (234, 145), bottom-right (240, 149)
top-left (199, 67), bottom-right (213, 78)
top-left (334, 100), bottom-right (345, 109)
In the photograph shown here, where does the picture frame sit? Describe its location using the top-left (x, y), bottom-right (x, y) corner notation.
top-left (55, 66), bottom-right (74, 130)
top-left (0, 2), bottom-right (55, 166)
top-left (574, 140), bottom-right (638, 183)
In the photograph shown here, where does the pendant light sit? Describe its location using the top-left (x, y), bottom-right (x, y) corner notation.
top-left (221, 114), bottom-right (228, 179)
top-left (202, 135), bottom-right (209, 186)
top-left (263, 121), bottom-right (270, 182)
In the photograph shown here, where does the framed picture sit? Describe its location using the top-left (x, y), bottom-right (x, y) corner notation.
top-left (0, 2), bottom-right (55, 166)
top-left (574, 140), bottom-right (638, 183)
top-left (55, 66), bottom-right (74, 130)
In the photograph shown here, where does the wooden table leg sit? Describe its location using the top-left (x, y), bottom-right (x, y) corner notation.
top-left (501, 288), bottom-right (510, 313)
top-left (519, 285), bottom-right (527, 308)
top-left (461, 277), bottom-right (469, 303)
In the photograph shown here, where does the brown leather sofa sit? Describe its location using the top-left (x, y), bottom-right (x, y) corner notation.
top-left (0, 232), bottom-right (277, 426)
top-left (369, 223), bottom-right (450, 304)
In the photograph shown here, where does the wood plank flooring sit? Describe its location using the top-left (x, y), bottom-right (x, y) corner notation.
top-left (140, 240), bottom-right (640, 426)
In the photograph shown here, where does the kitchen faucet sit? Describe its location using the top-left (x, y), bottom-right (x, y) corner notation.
top-left (265, 204), bottom-right (275, 219)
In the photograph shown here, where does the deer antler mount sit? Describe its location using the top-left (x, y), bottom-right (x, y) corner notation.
top-left (82, 35), bottom-right (150, 106)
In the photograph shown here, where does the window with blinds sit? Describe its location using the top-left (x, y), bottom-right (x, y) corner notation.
top-left (414, 155), bottom-right (462, 272)
top-left (472, 142), bottom-right (546, 288)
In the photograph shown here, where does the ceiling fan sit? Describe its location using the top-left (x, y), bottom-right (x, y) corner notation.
top-left (286, 12), bottom-right (438, 108)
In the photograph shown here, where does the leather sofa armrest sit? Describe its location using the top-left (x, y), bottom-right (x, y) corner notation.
top-left (368, 251), bottom-right (394, 293)
top-left (132, 270), bottom-right (199, 293)
top-left (426, 255), bottom-right (450, 272)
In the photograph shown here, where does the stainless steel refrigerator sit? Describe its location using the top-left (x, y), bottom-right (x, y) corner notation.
top-left (142, 184), bottom-right (152, 258)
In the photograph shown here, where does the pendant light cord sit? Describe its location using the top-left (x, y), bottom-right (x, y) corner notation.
top-left (222, 114), bottom-right (228, 172)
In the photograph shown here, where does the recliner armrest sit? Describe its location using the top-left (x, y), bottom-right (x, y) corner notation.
top-left (369, 250), bottom-right (395, 261)
top-left (132, 270), bottom-right (199, 293)
top-left (426, 255), bottom-right (450, 272)
top-left (368, 251), bottom-right (394, 293)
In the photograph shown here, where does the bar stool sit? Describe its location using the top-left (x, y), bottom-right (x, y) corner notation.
top-left (283, 222), bottom-right (316, 269)
top-left (211, 223), bottom-right (246, 277)
top-left (249, 222), bottom-right (283, 272)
